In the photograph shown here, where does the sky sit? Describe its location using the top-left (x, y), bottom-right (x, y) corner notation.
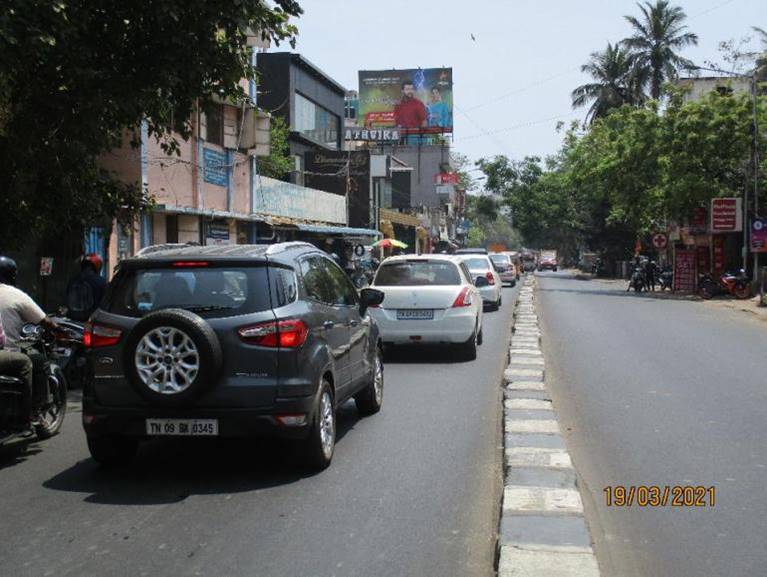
top-left (276, 0), bottom-right (765, 166)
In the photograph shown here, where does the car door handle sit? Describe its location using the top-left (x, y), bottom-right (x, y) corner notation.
top-left (348, 320), bottom-right (359, 327)
top-left (323, 321), bottom-right (335, 330)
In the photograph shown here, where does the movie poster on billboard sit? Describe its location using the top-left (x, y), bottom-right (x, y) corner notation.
top-left (358, 68), bottom-right (453, 135)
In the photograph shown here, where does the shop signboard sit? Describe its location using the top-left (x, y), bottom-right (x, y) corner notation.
top-left (358, 67), bottom-right (453, 135)
top-left (710, 197), bottom-right (742, 232)
top-left (254, 175), bottom-right (346, 224)
top-left (673, 248), bottom-right (697, 292)
top-left (344, 127), bottom-right (401, 142)
top-left (434, 172), bottom-right (460, 185)
top-left (751, 218), bottom-right (767, 253)
top-left (203, 148), bottom-right (228, 187)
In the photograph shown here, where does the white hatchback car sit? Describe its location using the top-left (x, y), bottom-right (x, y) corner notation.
top-left (369, 255), bottom-right (484, 360)
top-left (456, 254), bottom-right (503, 310)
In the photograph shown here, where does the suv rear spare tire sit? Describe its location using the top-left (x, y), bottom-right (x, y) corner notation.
top-left (123, 309), bottom-right (223, 407)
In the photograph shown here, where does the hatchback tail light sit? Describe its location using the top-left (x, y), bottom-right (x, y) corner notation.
top-left (485, 271), bottom-right (496, 285)
top-left (238, 319), bottom-right (309, 348)
top-left (452, 287), bottom-right (472, 308)
top-left (83, 322), bottom-right (123, 349)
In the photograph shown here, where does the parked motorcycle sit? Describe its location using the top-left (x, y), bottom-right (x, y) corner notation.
top-left (629, 267), bottom-right (645, 292)
top-left (697, 270), bottom-right (752, 300)
top-left (658, 267), bottom-right (673, 291)
top-left (49, 314), bottom-right (87, 389)
top-left (0, 324), bottom-right (68, 446)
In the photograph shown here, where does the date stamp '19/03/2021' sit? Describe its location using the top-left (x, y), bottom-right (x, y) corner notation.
top-left (604, 486), bottom-right (716, 507)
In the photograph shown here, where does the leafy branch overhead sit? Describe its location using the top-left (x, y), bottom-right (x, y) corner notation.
top-left (0, 0), bottom-right (303, 247)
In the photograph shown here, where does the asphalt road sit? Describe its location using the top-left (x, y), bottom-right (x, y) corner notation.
top-left (536, 271), bottom-right (767, 577)
top-left (0, 284), bottom-right (517, 577)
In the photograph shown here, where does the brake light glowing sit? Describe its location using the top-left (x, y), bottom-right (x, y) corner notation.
top-left (238, 319), bottom-right (309, 348)
top-left (452, 287), bottom-right (472, 308)
top-left (83, 322), bottom-right (123, 349)
top-left (172, 261), bottom-right (210, 267)
top-left (485, 271), bottom-right (496, 285)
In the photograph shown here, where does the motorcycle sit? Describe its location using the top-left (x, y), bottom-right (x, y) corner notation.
top-left (629, 267), bottom-right (645, 292)
top-left (48, 314), bottom-right (86, 389)
top-left (658, 267), bottom-right (673, 291)
top-left (0, 324), bottom-right (68, 446)
top-left (698, 270), bottom-right (752, 300)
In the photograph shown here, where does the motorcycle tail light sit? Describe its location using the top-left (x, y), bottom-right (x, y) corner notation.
top-left (83, 322), bottom-right (123, 349)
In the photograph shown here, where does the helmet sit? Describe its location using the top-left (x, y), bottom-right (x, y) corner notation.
top-left (0, 256), bottom-right (18, 285)
top-left (81, 253), bottom-right (103, 274)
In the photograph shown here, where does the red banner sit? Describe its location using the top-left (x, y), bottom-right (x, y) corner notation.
top-left (434, 172), bottom-right (459, 185)
top-left (696, 245), bottom-right (710, 274)
top-left (712, 234), bottom-right (726, 275)
top-left (674, 248), bottom-right (697, 292)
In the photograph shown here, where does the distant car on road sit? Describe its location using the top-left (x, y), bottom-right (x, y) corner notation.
top-left (489, 253), bottom-right (517, 287)
top-left (369, 255), bottom-right (484, 360)
top-left (538, 250), bottom-right (558, 272)
top-left (455, 254), bottom-right (503, 310)
top-left (82, 242), bottom-right (385, 471)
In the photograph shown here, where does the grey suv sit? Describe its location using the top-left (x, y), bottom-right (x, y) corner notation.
top-left (82, 242), bottom-right (385, 470)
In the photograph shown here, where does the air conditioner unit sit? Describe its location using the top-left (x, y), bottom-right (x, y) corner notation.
top-left (240, 109), bottom-right (271, 157)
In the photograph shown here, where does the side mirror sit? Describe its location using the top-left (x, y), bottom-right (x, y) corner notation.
top-left (474, 276), bottom-right (489, 288)
top-left (359, 288), bottom-right (385, 315)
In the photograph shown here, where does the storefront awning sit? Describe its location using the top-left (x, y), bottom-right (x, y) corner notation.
top-left (294, 223), bottom-right (382, 238)
top-left (153, 204), bottom-right (271, 223)
top-left (379, 208), bottom-right (421, 228)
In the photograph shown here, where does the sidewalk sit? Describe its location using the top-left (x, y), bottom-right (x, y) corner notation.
top-left (572, 270), bottom-right (767, 321)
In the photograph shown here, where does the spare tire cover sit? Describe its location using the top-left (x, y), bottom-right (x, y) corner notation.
top-left (124, 309), bottom-right (223, 406)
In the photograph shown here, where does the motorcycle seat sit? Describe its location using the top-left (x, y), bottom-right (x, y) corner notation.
top-left (0, 375), bottom-right (26, 393)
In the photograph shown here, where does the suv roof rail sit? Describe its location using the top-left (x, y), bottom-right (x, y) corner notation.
top-left (265, 241), bottom-right (316, 255)
top-left (135, 242), bottom-right (200, 257)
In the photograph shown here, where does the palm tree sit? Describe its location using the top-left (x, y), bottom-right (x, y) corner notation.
top-left (571, 43), bottom-right (646, 124)
top-left (623, 0), bottom-right (698, 99)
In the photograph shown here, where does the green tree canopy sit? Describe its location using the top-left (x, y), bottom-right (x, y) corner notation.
top-left (0, 0), bottom-right (302, 247)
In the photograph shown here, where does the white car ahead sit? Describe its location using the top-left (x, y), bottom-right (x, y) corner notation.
top-left (369, 255), bottom-right (484, 360)
top-left (456, 254), bottom-right (503, 310)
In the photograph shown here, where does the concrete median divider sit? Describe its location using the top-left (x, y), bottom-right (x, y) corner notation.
top-left (497, 274), bottom-right (601, 577)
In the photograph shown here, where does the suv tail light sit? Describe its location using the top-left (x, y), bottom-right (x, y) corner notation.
top-left (238, 319), bottom-right (309, 348)
top-left (452, 287), bottom-right (472, 308)
top-left (485, 271), bottom-right (496, 285)
top-left (83, 322), bottom-right (123, 349)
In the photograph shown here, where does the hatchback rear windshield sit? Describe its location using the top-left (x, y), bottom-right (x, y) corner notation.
top-left (464, 258), bottom-right (491, 271)
top-left (374, 261), bottom-right (462, 286)
top-left (490, 255), bottom-right (511, 265)
top-left (104, 265), bottom-right (295, 318)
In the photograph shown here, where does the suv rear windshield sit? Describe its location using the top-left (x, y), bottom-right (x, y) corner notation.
top-left (464, 258), bottom-right (491, 271)
top-left (374, 261), bottom-right (461, 286)
top-left (105, 265), bottom-right (295, 318)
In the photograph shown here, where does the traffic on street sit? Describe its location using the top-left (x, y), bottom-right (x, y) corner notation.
top-left (2, 1), bottom-right (766, 576)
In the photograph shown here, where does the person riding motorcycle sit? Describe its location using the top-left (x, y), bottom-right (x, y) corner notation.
top-left (65, 253), bottom-right (107, 322)
top-left (0, 256), bottom-right (59, 420)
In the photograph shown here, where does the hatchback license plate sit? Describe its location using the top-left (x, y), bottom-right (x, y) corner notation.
top-left (397, 309), bottom-right (434, 320)
top-left (146, 419), bottom-right (218, 436)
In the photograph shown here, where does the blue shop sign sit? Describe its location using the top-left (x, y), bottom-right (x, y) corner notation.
top-left (203, 148), bottom-right (228, 187)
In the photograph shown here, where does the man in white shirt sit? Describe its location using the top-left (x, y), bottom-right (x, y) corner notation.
top-left (0, 256), bottom-right (57, 422)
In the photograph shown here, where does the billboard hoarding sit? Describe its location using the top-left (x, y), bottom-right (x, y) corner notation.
top-left (751, 218), bottom-right (767, 253)
top-left (358, 68), bottom-right (453, 135)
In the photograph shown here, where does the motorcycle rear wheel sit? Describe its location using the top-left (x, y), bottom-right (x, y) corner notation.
top-left (699, 282), bottom-right (715, 300)
top-left (34, 366), bottom-right (67, 440)
top-left (734, 284), bottom-right (752, 300)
